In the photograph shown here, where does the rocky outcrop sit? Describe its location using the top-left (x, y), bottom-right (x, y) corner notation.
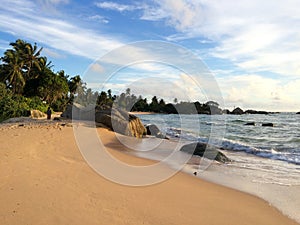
top-left (61, 103), bottom-right (95, 120)
top-left (95, 108), bottom-right (146, 138)
top-left (145, 124), bottom-right (167, 139)
top-left (61, 104), bottom-right (146, 138)
top-left (231, 107), bottom-right (244, 115)
top-left (244, 122), bottom-right (255, 126)
top-left (244, 109), bottom-right (269, 114)
top-left (297, 112), bottom-right (300, 114)
top-left (222, 109), bottom-right (231, 114)
top-left (30, 110), bottom-right (46, 118)
top-left (180, 142), bottom-right (231, 163)
top-left (262, 123), bottom-right (274, 127)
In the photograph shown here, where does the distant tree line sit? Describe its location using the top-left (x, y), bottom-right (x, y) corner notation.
top-left (94, 88), bottom-right (223, 115)
top-left (95, 89), bottom-right (271, 115)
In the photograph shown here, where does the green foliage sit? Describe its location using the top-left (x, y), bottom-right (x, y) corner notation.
top-left (0, 83), bottom-right (28, 121)
top-left (0, 39), bottom-right (84, 121)
top-left (0, 39), bottom-right (43, 94)
top-left (0, 83), bottom-right (48, 122)
top-left (26, 96), bottom-right (48, 113)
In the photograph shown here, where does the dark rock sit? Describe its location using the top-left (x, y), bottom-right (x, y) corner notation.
top-left (231, 107), bottom-right (244, 115)
top-left (180, 142), bottom-right (231, 163)
top-left (62, 104), bottom-right (146, 138)
top-left (61, 103), bottom-right (94, 119)
top-left (61, 104), bottom-right (73, 119)
top-left (145, 124), bottom-right (168, 139)
top-left (262, 123), bottom-right (274, 127)
top-left (222, 109), bottom-right (231, 114)
top-left (297, 112), bottom-right (300, 114)
top-left (164, 103), bottom-right (178, 114)
top-left (244, 122), bottom-right (255, 126)
top-left (244, 109), bottom-right (269, 115)
top-left (146, 124), bottom-right (160, 136)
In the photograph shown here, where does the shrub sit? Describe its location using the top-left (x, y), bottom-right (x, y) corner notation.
top-left (0, 83), bottom-right (48, 122)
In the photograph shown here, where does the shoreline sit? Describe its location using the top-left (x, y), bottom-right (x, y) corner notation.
top-left (129, 111), bottom-right (158, 115)
top-left (0, 119), bottom-right (299, 225)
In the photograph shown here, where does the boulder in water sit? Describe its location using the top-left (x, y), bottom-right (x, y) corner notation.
top-left (262, 122), bottom-right (274, 127)
top-left (145, 124), bottom-right (167, 139)
top-left (180, 142), bottom-right (231, 163)
top-left (244, 122), bottom-right (255, 126)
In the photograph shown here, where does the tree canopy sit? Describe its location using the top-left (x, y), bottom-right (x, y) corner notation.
top-left (0, 39), bottom-right (84, 121)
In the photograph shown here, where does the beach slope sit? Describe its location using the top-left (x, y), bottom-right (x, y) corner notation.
top-left (0, 121), bottom-right (298, 225)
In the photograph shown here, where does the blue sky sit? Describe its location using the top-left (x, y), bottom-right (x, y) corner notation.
top-left (0, 0), bottom-right (300, 111)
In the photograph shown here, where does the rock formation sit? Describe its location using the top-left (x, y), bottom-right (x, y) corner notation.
top-left (61, 104), bottom-right (146, 138)
top-left (262, 123), bottom-right (274, 127)
top-left (180, 142), bottom-right (230, 163)
top-left (30, 110), bottom-right (46, 118)
top-left (96, 108), bottom-right (146, 138)
top-left (244, 109), bottom-right (268, 114)
top-left (145, 124), bottom-right (167, 139)
top-left (231, 107), bottom-right (244, 115)
top-left (244, 122), bottom-right (255, 126)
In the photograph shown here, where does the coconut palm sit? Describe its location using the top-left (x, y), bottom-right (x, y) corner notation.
top-left (1, 49), bottom-right (25, 94)
top-left (10, 39), bottom-right (43, 79)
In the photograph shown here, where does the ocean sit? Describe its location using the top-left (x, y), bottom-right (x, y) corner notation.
top-left (133, 113), bottom-right (300, 223)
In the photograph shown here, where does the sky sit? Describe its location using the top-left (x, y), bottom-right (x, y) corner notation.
top-left (0, 0), bottom-right (300, 111)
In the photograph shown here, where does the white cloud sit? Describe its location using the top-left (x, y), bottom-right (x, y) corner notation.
top-left (94, 1), bottom-right (167, 21)
top-left (40, 0), bottom-right (69, 4)
top-left (95, 1), bottom-right (139, 12)
top-left (217, 74), bottom-right (300, 111)
top-left (90, 63), bottom-right (105, 73)
top-left (146, 0), bottom-right (300, 77)
top-left (0, 0), bottom-right (123, 60)
top-left (43, 48), bottom-right (65, 59)
top-left (87, 15), bottom-right (109, 24)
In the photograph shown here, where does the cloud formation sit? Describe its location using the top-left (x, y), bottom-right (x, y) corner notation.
top-left (0, 0), bottom-right (123, 60)
top-left (149, 0), bottom-right (300, 78)
top-left (95, 1), bottom-right (140, 12)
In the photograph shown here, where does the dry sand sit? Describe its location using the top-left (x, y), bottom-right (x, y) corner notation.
top-left (0, 119), bottom-right (298, 225)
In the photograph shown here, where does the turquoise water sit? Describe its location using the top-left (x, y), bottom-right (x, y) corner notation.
top-left (138, 113), bottom-right (300, 165)
top-left (136, 113), bottom-right (300, 186)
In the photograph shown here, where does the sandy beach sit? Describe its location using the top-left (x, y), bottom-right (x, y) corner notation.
top-left (0, 119), bottom-right (298, 225)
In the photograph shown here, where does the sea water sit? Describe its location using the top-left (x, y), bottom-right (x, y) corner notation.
top-left (134, 113), bottom-right (300, 223)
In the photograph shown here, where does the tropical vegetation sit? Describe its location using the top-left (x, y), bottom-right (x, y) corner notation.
top-left (0, 39), bottom-right (83, 121)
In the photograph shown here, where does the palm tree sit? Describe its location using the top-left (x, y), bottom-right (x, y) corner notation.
top-left (23, 56), bottom-right (53, 97)
top-left (1, 49), bottom-right (25, 94)
top-left (68, 75), bottom-right (82, 95)
top-left (24, 42), bottom-right (43, 79)
top-left (38, 70), bottom-right (69, 105)
top-left (10, 39), bottom-right (43, 79)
